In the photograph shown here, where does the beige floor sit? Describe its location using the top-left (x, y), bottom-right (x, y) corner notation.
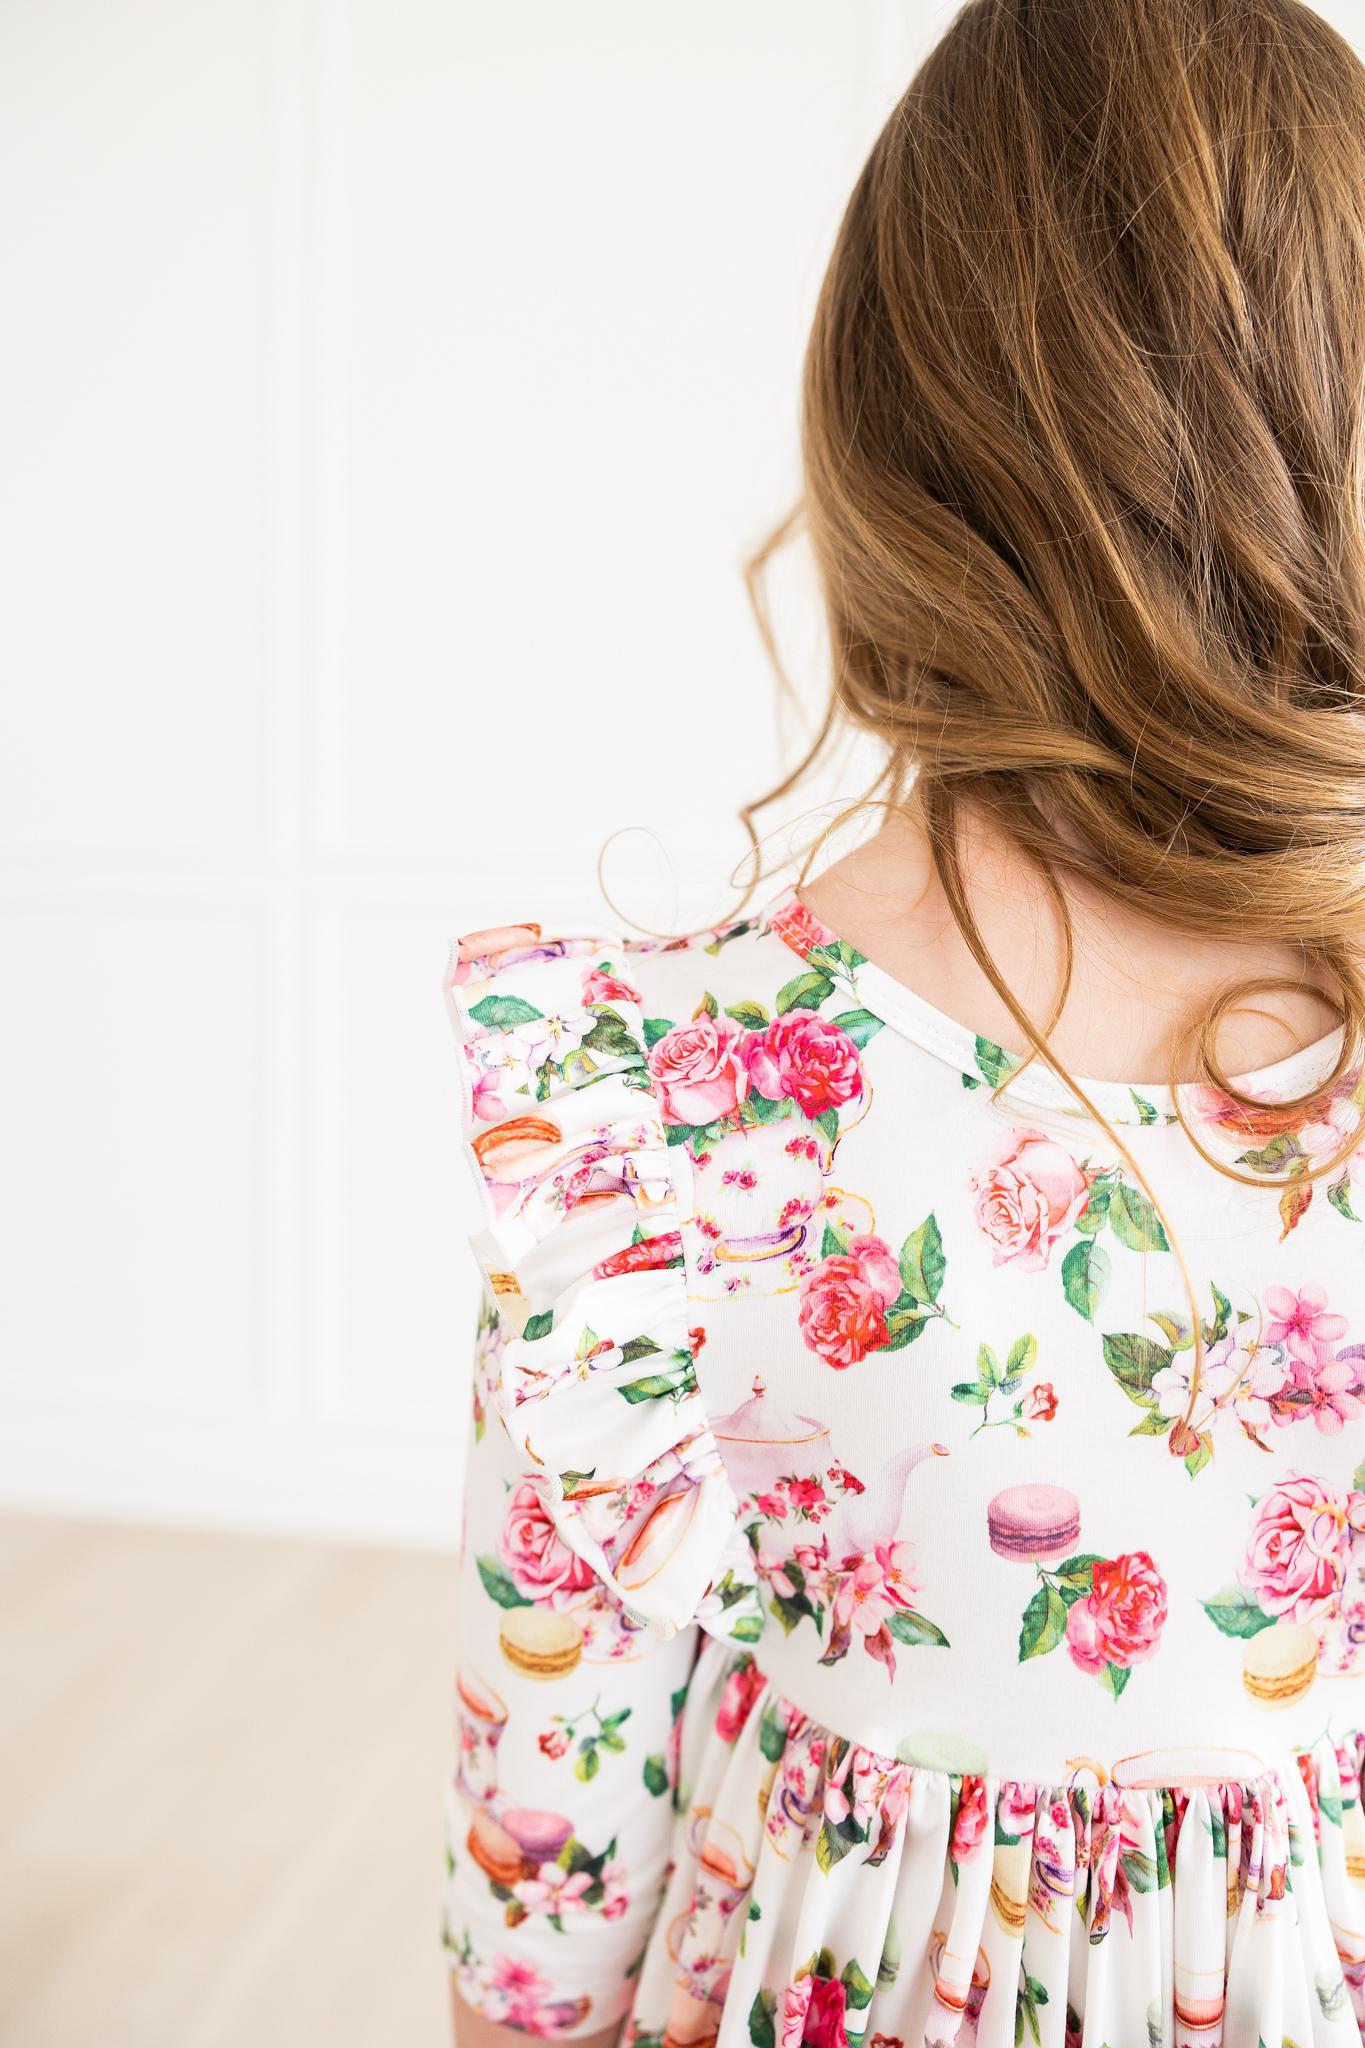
top-left (0, 1512), bottom-right (459, 2048)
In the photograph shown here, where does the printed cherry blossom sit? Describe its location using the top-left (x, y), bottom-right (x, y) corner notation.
top-left (1264, 1284), bottom-right (1350, 1366)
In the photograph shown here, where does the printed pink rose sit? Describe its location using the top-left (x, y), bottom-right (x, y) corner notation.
top-left (581, 966), bottom-right (641, 1006)
top-left (781, 1979), bottom-right (813, 2048)
top-left (971, 1129), bottom-right (1090, 1271)
top-left (498, 1479), bottom-right (598, 1605)
top-left (951, 1774), bottom-right (990, 1861)
top-left (1064, 1551), bottom-right (1168, 1675)
top-left (715, 1656), bottom-right (767, 1744)
top-left (647, 1013), bottom-right (749, 1127)
top-left (1241, 1471), bottom-right (1356, 1621)
top-left (537, 1728), bottom-right (569, 1760)
top-left (798, 1235), bottom-right (901, 1368)
top-left (742, 1013), bottom-right (863, 1119)
top-left (783, 1975), bottom-right (847, 2048)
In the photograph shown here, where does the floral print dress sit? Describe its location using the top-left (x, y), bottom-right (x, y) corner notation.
top-left (441, 883), bottom-right (1365, 2048)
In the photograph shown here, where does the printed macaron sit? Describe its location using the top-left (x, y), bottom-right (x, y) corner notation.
top-left (502, 1807), bottom-right (574, 1863)
top-left (986, 1482), bottom-right (1081, 1564)
top-left (1242, 1620), bottom-right (1318, 1709)
top-left (498, 1606), bottom-right (584, 1680)
top-left (466, 1807), bottom-right (526, 1887)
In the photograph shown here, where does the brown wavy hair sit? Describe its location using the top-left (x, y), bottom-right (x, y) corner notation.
top-left (736, 0), bottom-right (1365, 1415)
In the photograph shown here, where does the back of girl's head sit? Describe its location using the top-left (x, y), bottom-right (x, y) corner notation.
top-left (777, 0), bottom-right (1365, 1098)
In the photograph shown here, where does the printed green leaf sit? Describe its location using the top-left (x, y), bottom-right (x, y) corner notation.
top-left (1201, 1586), bottom-right (1276, 1638)
top-left (1128, 1089), bottom-right (1160, 1126)
top-left (813, 1108), bottom-right (840, 1144)
top-left (886, 1609), bottom-right (949, 1648)
top-left (974, 1036), bottom-right (1016, 1086)
top-left (642, 1753), bottom-right (669, 1797)
top-left (579, 1010), bottom-right (640, 1060)
top-left (744, 1089), bottom-right (791, 1126)
top-left (1116, 1851), bottom-right (1157, 1897)
top-left (697, 991), bottom-right (719, 1018)
top-left (830, 1007), bottom-right (885, 1048)
top-left (643, 1016), bottom-right (672, 1049)
top-left (951, 1381), bottom-right (992, 1404)
top-left (1061, 1237), bottom-right (1110, 1322)
top-left (882, 1304), bottom-right (929, 1350)
top-left (1329, 1174), bottom-right (1359, 1222)
top-left (820, 1220), bottom-right (851, 1260)
top-left (1102, 1331), bottom-right (1169, 1404)
top-left (618, 1366), bottom-right (696, 1404)
top-left (475, 1556), bottom-right (532, 1609)
top-left (1183, 1437), bottom-right (1213, 1480)
top-left (1005, 1334), bottom-right (1037, 1379)
top-left (522, 1309), bottom-right (555, 1343)
top-left (1074, 1182), bottom-right (1112, 1234)
top-left (558, 1468), bottom-right (597, 1492)
top-left (758, 1701), bottom-right (787, 1762)
top-left (1128, 1411), bottom-right (1172, 1438)
top-left (724, 999), bottom-right (770, 1030)
top-left (775, 969), bottom-right (835, 1014)
top-left (467, 993), bottom-right (543, 1029)
top-left (747, 1989), bottom-right (776, 2048)
top-left (1018, 1584), bottom-right (1067, 1662)
top-left (1237, 1133), bottom-right (1300, 1173)
top-left (575, 1744), bottom-right (600, 1783)
top-left (898, 1214), bottom-right (945, 1304)
top-left (1051, 1553), bottom-right (1104, 1594)
top-left (619, 1335), bottom-right (663, 1364)
top-left (840, 1960), bottom-right (875, 2011)
top-left (1100, 1661), bottom-right (1132, 1700)
top-left (1107, 1183), bottom-right (1170, 1253)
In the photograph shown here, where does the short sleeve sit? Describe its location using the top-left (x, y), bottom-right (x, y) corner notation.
top-left (439, 918), bottom-right (742, 2033)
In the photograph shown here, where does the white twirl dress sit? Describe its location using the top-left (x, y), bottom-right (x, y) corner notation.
top-left (440, 882), bottom-right (1365, 2048)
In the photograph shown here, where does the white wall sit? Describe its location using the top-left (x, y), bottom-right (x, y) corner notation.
top-left (0, 0), bottom-right (944, 1548)
top-left (6, 1), bottom-right (1360, 1550)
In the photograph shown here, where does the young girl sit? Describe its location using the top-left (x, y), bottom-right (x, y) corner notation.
top-left (442, 3), bottom-right (1365, 2043)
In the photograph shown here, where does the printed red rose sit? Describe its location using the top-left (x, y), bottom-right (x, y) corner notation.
top-left (647, 1013), bottom-right (749, 1127)
top-left (498, 1479), bottom-right (599, 1605)
top-left (1023, 1382), bottom-right (1058, 1422)
top-left (1064, 1550), bottom-right (1168, 1674)
top-left (537, 1728), bottom-right (569, 1760)
top-left (798, 1235), bottom-right (901, 1368)
top-left (801, 1975), bottom-right (849, 2048)
top-left (743, 1013), bottom-right (863, 1119)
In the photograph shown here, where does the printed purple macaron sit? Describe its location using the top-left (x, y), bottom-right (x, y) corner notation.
top-left (986, 1482), bottom-right (1081, 1564)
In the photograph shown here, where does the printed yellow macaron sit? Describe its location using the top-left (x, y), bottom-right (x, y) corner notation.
top-left (1242, 1620), bottom-right (1318, 1709)
top-left (498, 1606), bottom-right (584, 1681)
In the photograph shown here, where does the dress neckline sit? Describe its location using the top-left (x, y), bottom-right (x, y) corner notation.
top-left (755, 880), bottom-right (1347, 1129)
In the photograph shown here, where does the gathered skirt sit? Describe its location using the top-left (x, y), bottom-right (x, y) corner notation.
top-left (628, 1633), bottom-right (1365, 2048)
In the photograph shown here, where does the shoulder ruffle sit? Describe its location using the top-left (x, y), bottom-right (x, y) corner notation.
top-left (444, 919), bottom-right (752, 1641)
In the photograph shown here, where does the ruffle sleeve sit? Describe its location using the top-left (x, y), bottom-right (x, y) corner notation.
top-left (444, 919), bottom-right (747, 1642)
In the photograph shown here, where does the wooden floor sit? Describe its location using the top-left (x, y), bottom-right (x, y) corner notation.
top-left (0, 1513), bottom-right (459, 2048)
